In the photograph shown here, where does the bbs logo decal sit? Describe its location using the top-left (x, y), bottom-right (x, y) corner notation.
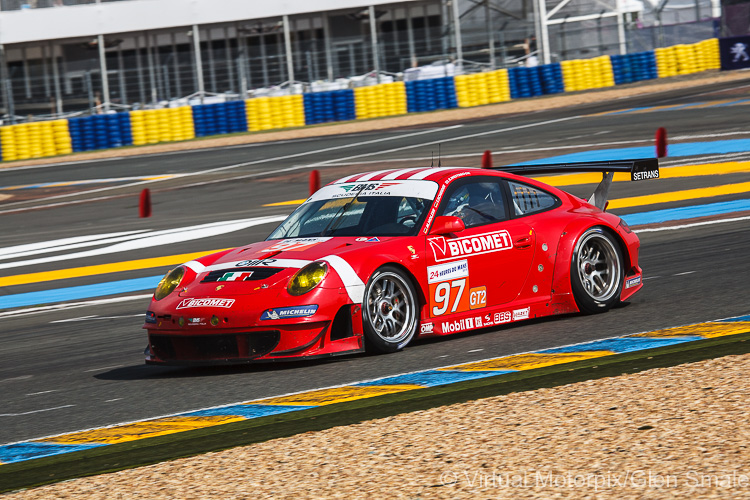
top-left (339, 182), bottom-right (399, 193)
top-left (428, 230), bottom-right (512, 262)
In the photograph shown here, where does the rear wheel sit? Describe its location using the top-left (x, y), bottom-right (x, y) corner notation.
top-left (570, 227), bottom-right (623, 314)
top-left (362, 266), bottom-right (418, 353)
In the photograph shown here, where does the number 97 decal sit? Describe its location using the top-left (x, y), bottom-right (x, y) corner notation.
top-left (430, 279), bottom-right (486, 317)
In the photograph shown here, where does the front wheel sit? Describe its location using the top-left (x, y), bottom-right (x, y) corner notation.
top-left (570, 227), bottom-right (623, 314)
top-left (362, 266), bottom-right (418, 353)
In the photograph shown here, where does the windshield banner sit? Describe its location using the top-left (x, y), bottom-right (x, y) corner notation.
top-left (307, 180), bottom-right (439, 203)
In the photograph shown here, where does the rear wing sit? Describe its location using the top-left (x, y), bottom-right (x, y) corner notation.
top-left (495, 158), bottom-right (659, 211)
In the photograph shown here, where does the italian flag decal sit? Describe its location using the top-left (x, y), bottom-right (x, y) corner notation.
top-left (218, 271), bottom-right (253, 282)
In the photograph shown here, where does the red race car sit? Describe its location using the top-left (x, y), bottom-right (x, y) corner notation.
top-left (144, 159), bottom-right (659, 365)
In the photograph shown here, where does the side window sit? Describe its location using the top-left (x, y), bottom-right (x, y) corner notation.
top-left (508, 181), bottom-right (557, 217)
top-left (439, 180), bottom-right (507, 229)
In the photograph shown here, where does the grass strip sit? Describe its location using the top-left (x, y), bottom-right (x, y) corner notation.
top-left (2, 331), bottom-right (749, 493)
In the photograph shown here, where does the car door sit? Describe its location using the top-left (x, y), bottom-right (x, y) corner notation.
top-left (425, 177), bottom-right (535, 324)
top-left (505, 179), bottom-right (563, 302)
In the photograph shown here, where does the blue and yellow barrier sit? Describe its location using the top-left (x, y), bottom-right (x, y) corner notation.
top-left (508, 64), bottom-right (564, 98)
top-left (561, 55), bottom-right (615, 92)
top-left (0, 37), bottom-right (726, 163)
top-left (0, 120), bottom-right (72, 161)
top-left (611, 51), bottom-right (658, 85)
top-left (405, 77), bottom-right (458, 112)
top-left (454, 69), bottom-right (511, 107)
top-left (303, 90), bottom-right (356, 125)
top-left (130, 107), bottom-right (194, 146)
top-left (193, 102), bottom-right (246, 137)
top-left (246, 94), bottom-right (305, 132)
top-left (655, 38), bottom-right (720, 78)
top-left (354, 82), bottom-right (407, 119)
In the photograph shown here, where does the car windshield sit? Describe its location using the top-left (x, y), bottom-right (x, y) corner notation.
top-left (267, 180), bottom-right (438, 239)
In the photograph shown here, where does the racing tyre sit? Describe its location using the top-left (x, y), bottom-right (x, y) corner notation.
top-left (570, 227), bottom-right (624, 314)
top-left (362, 266), bottom-right (418, 353)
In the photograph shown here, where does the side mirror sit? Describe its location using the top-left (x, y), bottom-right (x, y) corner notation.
top-left (428, 216), bottom-right (465, 235)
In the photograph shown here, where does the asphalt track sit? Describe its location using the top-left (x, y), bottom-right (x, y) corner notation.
top-left (1, 78), bottom-right (750, 445)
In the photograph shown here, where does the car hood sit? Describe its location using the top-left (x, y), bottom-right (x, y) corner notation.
top-left (183, 236), bottom-right (402, 296)
top-left (212, 236), bottom-right (399, 265)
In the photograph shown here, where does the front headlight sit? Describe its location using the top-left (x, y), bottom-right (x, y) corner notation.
top-left (154, 266), bottom-right (185, 301)
top-left (288, 262), bottom-right (328, 296)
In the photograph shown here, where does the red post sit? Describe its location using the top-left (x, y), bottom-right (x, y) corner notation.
top-left (139, 189), bottom-right (152, 218)
top-left (481, 150), bottom-right (493, 169)
top-left (655, 127), bottom-right (667, 158)
top-left (309, 169), bottom-right (321, 196)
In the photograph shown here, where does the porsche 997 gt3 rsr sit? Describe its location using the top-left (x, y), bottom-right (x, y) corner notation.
top-left (144, 159), bottom-right (659, 365)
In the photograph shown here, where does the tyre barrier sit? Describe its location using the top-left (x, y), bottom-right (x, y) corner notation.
top-left (454, 69), bottom-right (511, 107)
top-left (507, 64), bottom-right (564, 99)
top-left (611, 52), bottom-right (658, 85)
top-left (193, 101), bottom-right (247, 137)
top-left (68, 114), bottom-right (133, 152)
top-left (655, 38), bottom-right (720, 78)
top-left (354, 81), bottom-right (407, 119)
top-left (0, 38), bottom-right (724, 162)
top-left (561, 55), bottom-right (615, 92)
top-left (303, 90), bottom-right (356, 125)
top-left (0, 120), bottom-right (72, 161)
top-left (405, 76), bottom-right (458, 113)
top-left (130, 107), bottom-right (195, 146)
top-left (246, 94), bottom-right (306, 131)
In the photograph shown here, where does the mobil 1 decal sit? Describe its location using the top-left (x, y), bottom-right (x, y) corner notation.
top-left (427, 259), bottom-right (487, 318)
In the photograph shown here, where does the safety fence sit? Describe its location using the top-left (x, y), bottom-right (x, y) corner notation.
top-left (0, 38), bottom-right (722, 163)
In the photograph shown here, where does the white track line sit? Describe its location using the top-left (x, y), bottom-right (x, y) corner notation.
top-left (0, 126), bottom-right (464, 211)
top-left (634, 215), bottom-right (750, 233)
top-left (0, 294), bottom-right (153, 319)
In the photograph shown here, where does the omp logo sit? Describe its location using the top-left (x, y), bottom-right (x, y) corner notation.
top-left (428, 230), bottom-right (512, 262)
top-left (420, 322), bottom-right (434, 334)
top-left (340, 182), bottom-right (399, 193)
top-left (176, 298), bottom-right (235, 309)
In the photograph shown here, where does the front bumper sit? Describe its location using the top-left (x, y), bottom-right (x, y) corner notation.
top-left (144, 304), bottom-right (364, 365)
